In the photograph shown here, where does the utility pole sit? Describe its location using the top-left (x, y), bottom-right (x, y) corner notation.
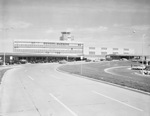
top-left (142, 34), bottom-right (145, 75)
top-left (3, 52), bottom-right (6, 66)
top-left (2, 27), bottom-right (14, 66)
top-left (80, 56), bottom-right (83, 75)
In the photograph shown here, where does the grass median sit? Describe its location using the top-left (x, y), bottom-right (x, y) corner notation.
top-left (58, 61), bottom-right (150, 93)
top-left (0, 68), bottom-right (10, 84)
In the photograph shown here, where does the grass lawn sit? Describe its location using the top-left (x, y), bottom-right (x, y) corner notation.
top-left (0, 68), bottom-right (10, 84)
top-left (58, 61), bottom-right (150, 93)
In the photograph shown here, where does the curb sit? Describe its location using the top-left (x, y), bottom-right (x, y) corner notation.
top-left (134, 72), bottom-right (150, 77)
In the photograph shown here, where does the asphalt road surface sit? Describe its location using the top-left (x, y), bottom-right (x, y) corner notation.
top-left (0, 63), bottom-right (150, 116)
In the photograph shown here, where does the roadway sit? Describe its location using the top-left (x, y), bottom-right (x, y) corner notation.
top-left (0, 63), bottom-right (150, 116)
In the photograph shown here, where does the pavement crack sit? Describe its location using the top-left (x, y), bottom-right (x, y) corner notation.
top-left (19, 77), bottom-right (42, 116)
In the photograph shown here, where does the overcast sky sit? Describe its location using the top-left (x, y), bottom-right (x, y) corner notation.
top-left (0, 0), bottom-right (150, 55)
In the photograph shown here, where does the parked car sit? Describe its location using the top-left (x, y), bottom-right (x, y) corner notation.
top-left (143, 70), bottom-right (150, 75)
top-left (143, 65), bottom-right (150, 75)
top-left (8, 60), bottom-right (14, 65)
top-left (121, 58), bottom-right (128, 61)
top-left (100, 58), bottom-right (105, 61)
top-left (0, 60), bottom-right (3, 65)
top-left (106, 57), bottom-right (112, 61)
top-left (59, 60), bottom-right (67, 64)
top-left (131, 58), bottom-right (139, 62)
top-left (85, 59), bottom-right (91, 62)
top-left (131, 64), bottom-right (145, 70)
top-left (19, 59), bottom-right (28, 64)
top-left (145, 65), bottom-right (150, 71)
top-left (93, 59), bottom-right (99, 62)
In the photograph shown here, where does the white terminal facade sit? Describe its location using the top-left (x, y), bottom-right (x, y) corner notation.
top-left (84, 46), bottom-right (134, 55)
top-left (13, 32), bottom-right (83, 57)
top-left (13, 32), bottom-right (135, 59)
top-left (84, 46), bottom-right (134, 60)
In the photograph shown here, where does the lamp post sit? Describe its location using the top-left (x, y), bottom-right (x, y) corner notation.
top-left (2, 28), bottom-right (8, 66)
top-left (80, 56), bottom-right (83, 75)
top-left (132, 30), bottom-right (147, 75)
top-left (141, 34), bottom-right (145, 75)
top-left (2, 27), bottom-right (14, 66)
top-left (3, 52), bottom-right (6, 66)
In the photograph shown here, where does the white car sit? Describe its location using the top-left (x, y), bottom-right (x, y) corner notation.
top-left (59, 60), bottom-right (67, 64)
top-left (131, 64), bottom-right (145, 70)
top-left (143, 65), bottom-right (150, 75)
top-left (143, 70), bottom-right (150, 75)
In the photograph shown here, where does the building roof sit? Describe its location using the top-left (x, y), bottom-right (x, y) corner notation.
top-left (61, 32), bottom-right (71, 34)
top-left (14, 39), bottom-right (83, 44)
top-left (106, 54), bottom-right (150, 57)
top-left (0, 52), bottom-right (81, 57)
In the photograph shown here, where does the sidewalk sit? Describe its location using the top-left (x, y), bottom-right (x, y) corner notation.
top-left (0, 64), bottom-right (22, 70)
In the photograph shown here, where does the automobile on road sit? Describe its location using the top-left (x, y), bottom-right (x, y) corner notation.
top-left (19, 59), bottom-right (28, 64)
top-left (59, 60), bottom-right (67, 64)
top-left (131, 64), bottom-right (145, 70)
top-left (85, 59), bottom-right (92, 62)
top-left (143, 65), bottom-right (150, 75)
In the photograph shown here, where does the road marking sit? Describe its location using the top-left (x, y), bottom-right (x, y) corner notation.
top-left (50, 74), bottom-right (61, 79)
top-left (92, 91), bottom-right (143, 112)
top-left (104, 66), bottom-right (130, 78)
top-left (49, 93), bottom-right (78, 116)
top-left (28, 75), bottom-right (34, 80)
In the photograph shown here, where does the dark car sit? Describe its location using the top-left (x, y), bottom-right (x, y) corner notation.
top-left (145, 65), bottom-right (150, 71)
top-left (85, 59), bottom-right (91, 62)
top-left (100, 58), bottom-right (105, 61)
top-left (0, 60), bottom-right (3, 65)
top-left (19, 59), bottom-right (28, 64)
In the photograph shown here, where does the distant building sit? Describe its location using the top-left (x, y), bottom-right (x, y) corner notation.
top-left (84, 46), bottom-right (134, 55)
top-left (84, 46), bottom-right (135, 60)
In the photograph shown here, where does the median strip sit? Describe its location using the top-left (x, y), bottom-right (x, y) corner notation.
top-left (58, 61), bottom-right (150, 93)
top-left (0, 68), bottom-right (11, 84)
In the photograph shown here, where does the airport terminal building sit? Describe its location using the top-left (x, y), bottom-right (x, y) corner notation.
top-left (13, 32), bottom-right (83, 56)
top-left (0, 32), bottom-right (84, 64)
top-left (1, 31), bottom-right (149, 65)
top-left (13, 40), bottom-right (83, 56)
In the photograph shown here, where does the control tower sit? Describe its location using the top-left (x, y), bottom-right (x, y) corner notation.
top-left (60, 32), bottom-right (74, 41)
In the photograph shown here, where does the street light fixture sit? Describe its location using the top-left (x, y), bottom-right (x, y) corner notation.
top-left (132, 30), bottom-right (147, 75)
